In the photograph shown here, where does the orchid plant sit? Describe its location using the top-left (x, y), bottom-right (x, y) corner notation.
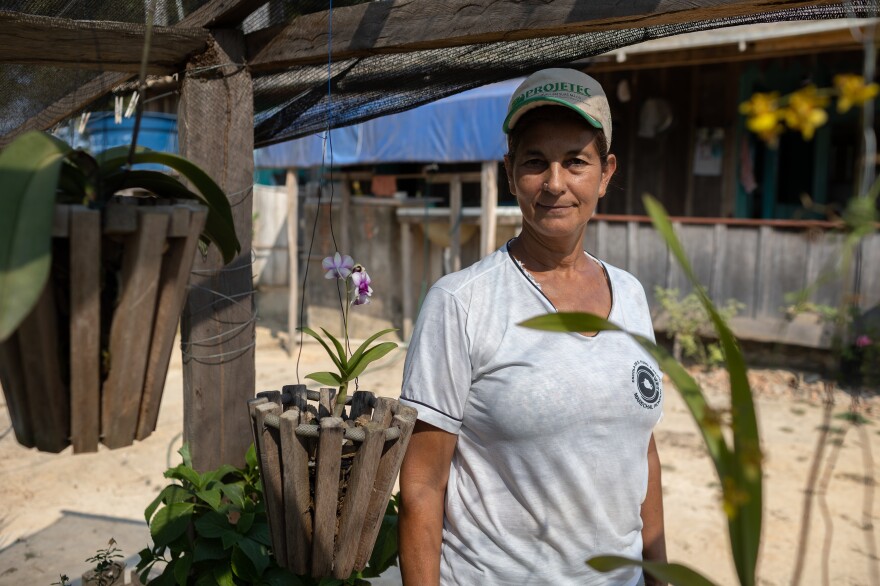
top-left (301, 252), bottom-right (398, 417)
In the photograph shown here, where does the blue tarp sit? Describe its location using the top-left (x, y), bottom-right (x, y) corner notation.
top-left (253, 78), bottom-right (522, 168)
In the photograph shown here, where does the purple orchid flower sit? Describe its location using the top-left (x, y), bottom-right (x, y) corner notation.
top-left (351, 268), bottom-right (373, 305)
top-left (322, 252), bottom-right (354, 280)
top-left (856, 335), bottom-right (873, 348)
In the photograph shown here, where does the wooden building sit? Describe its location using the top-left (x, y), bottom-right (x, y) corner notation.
top-left (253, 19), bottom-right (880, 352)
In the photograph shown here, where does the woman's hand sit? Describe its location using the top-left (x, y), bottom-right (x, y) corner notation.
top-left (641, 433), bottom-right (667, 586)
top-left (399, 421), bottom-right (458, 586)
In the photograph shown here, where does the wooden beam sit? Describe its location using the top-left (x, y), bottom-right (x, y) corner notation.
top-left (246, 0), bottom-right (841, 71)
top-left (180, 0), bottom-right (268, 28)
top-left (179, 30), bottom-right (256, 472)
top-left (0, 0), bottom-right (262, 147)
top-left (586, 25), bottom-right (872, 72)
top-left (0, 11), bottom-right (208, 73)
top-left (480, 161), bottom-right (498, 257)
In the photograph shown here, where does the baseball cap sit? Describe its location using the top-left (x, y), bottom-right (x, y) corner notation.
top-left (502, 68), bottom-right (612, 146)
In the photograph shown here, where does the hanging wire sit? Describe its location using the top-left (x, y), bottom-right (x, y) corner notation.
top-left (126, 0), bottom-right (157, 168)
top-left (296, 0), bottom-right (339, 383)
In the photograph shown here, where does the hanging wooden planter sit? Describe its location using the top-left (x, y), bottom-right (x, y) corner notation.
top-left (248, 385), bottom-right (417, 580)
top-left (0, 198), bottom-right (207, 453)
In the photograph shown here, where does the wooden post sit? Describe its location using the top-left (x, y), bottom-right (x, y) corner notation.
top-left (449, 174), bottom-right (462, 273)
top-left (286, 169), bottom-right (299, 356)
top-left (480, 161), bottom-right (498, 257)
top-left (179, 31), bottom-right (255, 471)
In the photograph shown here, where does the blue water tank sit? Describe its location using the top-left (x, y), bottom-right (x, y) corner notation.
top-left (86, 113), bottom-right (178, 170)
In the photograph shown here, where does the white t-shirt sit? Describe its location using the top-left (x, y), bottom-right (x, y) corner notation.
top-left (400, 244), bottom-right (663, 586)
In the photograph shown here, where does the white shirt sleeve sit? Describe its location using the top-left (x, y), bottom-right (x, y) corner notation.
top-left (399, 286), bottom-right (472, 434)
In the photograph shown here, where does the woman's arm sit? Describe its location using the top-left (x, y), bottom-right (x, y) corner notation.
top-left (641, 433), bottom-right (667, 586)
top-left (399, 421), bottom-right (458, 586)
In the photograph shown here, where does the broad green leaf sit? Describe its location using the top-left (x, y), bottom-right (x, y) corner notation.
top-left (179, 444), bottom-right (194, 469)
top-left (149, 562), bottom-right (179, 586)
top-left (306, 371), bottom-right (343, 387)
top-left (348, 328), bottom-right (398, 369)
top-left (194, 510), bottom-right (233, 538)
top-left (193, 537), bottom-right (226, 562)
top-left (246, 520), bottom-right (271, 546)
top-left (220, 482), bottom-right (246, 510)
top-left (235, 537), bottom-right (270, 577)
top-left (201, 464), bottom-right (240, 486)
top-left (145, 485), bottom-right (192, 523)
top-left (150, 502), bottom-right (195, 547)
top-left (212, 562), bottom-right (236, 586)
top-left (173, 552), bottom-right (193, 585)
top-left (300, 326), bottom-right (345, 373)
top-left (98, 150), bottom-right (240, 263)
top-left (0, 131), bottom-right (70, 341)
top-left (101, 169), bottom-right (200, 202)
top-left (245, 443), bottom-right (259, 471)
top-left (236, 511), bottom-right (255, 534)
top-left (221, 529), bottom-right (243, 549)
top-left (587, 555), bottom-right (716, 586)
top-left (262, 568), bottom-right (306, 586)
top-left (643, 196), bottom-right (761, 586)
top-left (347, 342), bottom-right (398, 380)
top-left (320, 327), bottom-right (349, 370)
top-left (94, 145), bottom-right (139, 167)
top-left (196, 488), bottom-right (223, 511)
top-left (164, 463), bottom-right (203, 488)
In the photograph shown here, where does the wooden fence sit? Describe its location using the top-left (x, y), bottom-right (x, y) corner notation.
top-left (253, 185), bottom-right (879, 349)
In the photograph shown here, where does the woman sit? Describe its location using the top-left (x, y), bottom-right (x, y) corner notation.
top-left (398, 68), bottom-right (666, 586)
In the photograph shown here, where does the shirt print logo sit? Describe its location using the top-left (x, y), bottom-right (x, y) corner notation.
top-left (631, 360), bottom-right (662, 409)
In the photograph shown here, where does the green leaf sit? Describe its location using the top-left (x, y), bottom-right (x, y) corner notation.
top-left (587, 555), bottom-right (716, 586)
top-left (165, 463), bottom-right (203, 488)
top-left (0, 131), bottom-right (70, 341)
top-left (643, 196), bottom-right (761, 586)
top-left (261, 568), bottom-right (305, 586)
top-left (320, 327), bottom-right (349, 370)
top-left (98, 150), bottom-right (240, 264)
top-left (212, 562), bottom-right (237, 586)
top-left (220, 482), bottom-right (247, 510)
top-left (179, 444), bottom-right (194, 469)
top-left (202, 464), bottom-right (241, 486)
top-left (236, 511), bottom-right (255, 534)
top-left (246, 520), bottom-right (271, 546)
top-left (196, 488), bottom-right (224, 511)
top-left (347, 342), bottom-right (398, 380)
top-left (173, 552), bottom-right (193, 585)
top-left (306, 371), bottom-right (343, 387)
top-left (193, 537), bottom-right (226, 562)
top-left (348, 328), bottom-right (398, 370)
top-left (150, 502), bottom-right (195, 547)
top-left (221, 529), bottom-right (243, 550)
top-left (245, 443), bottom-right (259, 471)
top-left (300, 327), bottom-right (345, 373)
top-left (145, 485), bottom-right (193, 523)
top-left (194, 510), bottom-right (233, 538)
top-left (234, 537), bottom-right (270, 578)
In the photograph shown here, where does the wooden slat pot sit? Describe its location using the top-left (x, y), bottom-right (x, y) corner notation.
top-left (0, 198), bottom-right (207, 453)
top-left (248, 386), bottom-right (417, 580)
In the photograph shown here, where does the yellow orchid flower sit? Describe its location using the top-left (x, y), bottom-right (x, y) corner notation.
top-left (834, 73), bottom-right (880, 113)
top-left (783, 86), bottom-right (829, 141)
top-left (740, 92), bottom-right (784, 144)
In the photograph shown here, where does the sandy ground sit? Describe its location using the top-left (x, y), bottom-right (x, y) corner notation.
top-left (1, 325), bottom-right (879, 585)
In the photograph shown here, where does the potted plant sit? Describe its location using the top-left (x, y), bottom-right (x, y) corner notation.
top-left (248, 253), bottom-right (416, 580)
top-left (0, 130), bottom-right (240, 453)
top-left (137, 444), bottom-right (401, 585)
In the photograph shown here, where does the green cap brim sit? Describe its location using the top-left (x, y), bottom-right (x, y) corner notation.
top-left (502, 96), bottom-right (603, 134)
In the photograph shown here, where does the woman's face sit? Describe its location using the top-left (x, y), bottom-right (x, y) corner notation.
top-left (504, 111), bottom-right (616, 242)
